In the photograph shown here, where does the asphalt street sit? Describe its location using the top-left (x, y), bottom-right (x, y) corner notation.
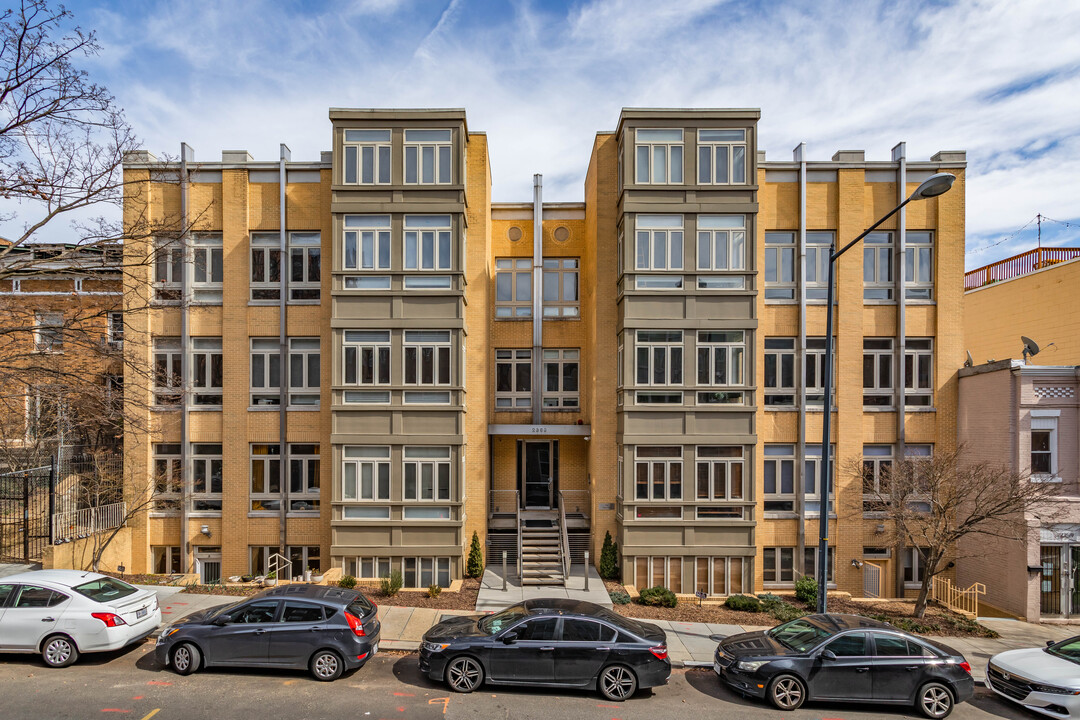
top-left (0, 640), bottom-right (1032, 720)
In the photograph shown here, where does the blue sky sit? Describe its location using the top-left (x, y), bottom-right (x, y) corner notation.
top-left (47, 0), bottom-right (1080, 267)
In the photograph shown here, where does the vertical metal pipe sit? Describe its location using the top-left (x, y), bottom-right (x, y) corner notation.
top-left (794, 143), bottom-right (807, 566)
top-left (532, 174), bottom-right (543, 425)
top-left (179, 142), bottom-right (193, 573)
top-left (502, 550), bottom-right (508, 591)
top-left (584, 550), bottom-right (590, 591)
top-left (48, 457), bottom-right (55, 546)
top-left (279, 144), bottom-right (290, 558)
top-left (892, 143), bottom-right (907, 599)
top-left (817, 241), bottom-right (836, 613)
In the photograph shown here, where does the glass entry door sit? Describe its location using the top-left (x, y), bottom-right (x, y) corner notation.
top-left (1040, 545), bottom-right (1080, 617)
top-left (523, 441), bottom-right (554, 509)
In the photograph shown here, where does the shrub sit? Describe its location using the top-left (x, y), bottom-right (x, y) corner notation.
top-left (466, 531), bottom-right (484, 578)
top-left (338, 575), bottom-right (357, 589)
top-left (638, 586), bottom-right (678, 608)
top-left (724, 594), bottom-right (761, 613)
top-left (794, 576), bottom-right (817, 606)
top-left (767, 600), bottom-right (806, 623)
top-left (428, 584), bottom-right (442, 598)
top-left (599, 531), bottom-right (620, 580)
top-left (380, 569), bottom-right (403, 597)
top-left (758, 592), bottom-right (783, 609)
top-left (609, 590), bottom-right (631, 605)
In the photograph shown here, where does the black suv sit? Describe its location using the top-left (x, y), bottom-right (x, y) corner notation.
top-left (155, 584), bottom-right (380, 681)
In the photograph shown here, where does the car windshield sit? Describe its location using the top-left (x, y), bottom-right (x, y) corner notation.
top-left (1047, 638), bottom-right (1080, 665)
top-left (72, 577), bottom-right (138, 603)
top-left (478, 604), bottom-right (528, 635)
top-left (767, 618), bottom-right (834, 652)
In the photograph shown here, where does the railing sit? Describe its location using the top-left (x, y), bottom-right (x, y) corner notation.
top-left (490, 489), bottom-right (519, 516)
top-left (52, 502), bottom-right (126, 544)
top-left (268, 552), bottom-right (292, 581)
top-left (559, 489), bottom-right (590, 515)
top-left (558, 491), bottom-right (570, 578)
top-left (931, 576), bottom-right (985, 617)
top-left (965, 247), bottom-right (1080, 290)
top-left (514, 490), bottom-right (522, 578)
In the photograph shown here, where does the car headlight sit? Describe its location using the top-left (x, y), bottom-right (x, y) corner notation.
top-left (157, 627), bottom-right (180, 644)
top-left (1030, 682), bottom-right (1080, 696)
top-left (736, 660), bottom-right (770, 672)
top-left (422, 641), bottom-right (450, 653)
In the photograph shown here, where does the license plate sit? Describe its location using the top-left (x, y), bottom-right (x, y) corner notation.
top-left (713, 661), bottom-right (723, 674)
top-left (371, 642), bottom-right (378, 654)
top-left (136, 607), bottom-right (148, 619)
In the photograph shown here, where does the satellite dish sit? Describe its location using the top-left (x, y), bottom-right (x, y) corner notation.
top-left (1022, 336), bottom-right (1041, 364)
top-left (964, 350), bottom-right (974, 367)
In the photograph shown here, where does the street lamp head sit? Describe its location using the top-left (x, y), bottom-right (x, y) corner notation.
top-left (908, 172), bottom-right (956, 201)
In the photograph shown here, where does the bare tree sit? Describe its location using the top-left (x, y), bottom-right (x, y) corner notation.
top-left (852, 447), bottom-right (1060, 617)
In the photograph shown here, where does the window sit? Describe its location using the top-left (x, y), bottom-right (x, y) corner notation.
top-left (695, 447), bottom-right (743, 501)
top-left (191, 443), bottom-right (223, 512)
top-left (905, 231), bottom-right (934, 299)
top-left (14, 586), bottom-right (67, 608)
top-left (191, 233), bottom-right (223, 303)
top-left (634, 556), bottom-right (683, 592)
top-left (1031, 416), bottom-right (1058, 477)
top-left (343, 129), bottom-right (391, 185)
top-left (250, 338), bottom-right (281, 406)
top-left (404, 447), bottom-right (451, 501)
top-left (289, 232), bottom-right (321, 301)
top-left (250, 232), bottom-right (282, 301)
top-left (697, 331), bottom-right (745, 387)
top-left (249, 546), bottom-right (277, 576)
top-left (802, 546), bottom-right (835, 583)
top-left (403, 557), bottom-right (452, 589)
top-left (636, 331), bottom-right (682, 386)
top-left (343, 215), bottom-right (391, 271)
top-left (404, 215), bottom-right (452, 271)
top-left (281, 601), bottom-right (325, 623)
top-left (289, 338), bottom-right (320, 407)
top-left (697, 129), bottom-right (747, 184)
top-left (695, 557), bottom-right (745, 596)
top-left (763, 547), bottom-right (795, 583)
top-left (495, 258), bottom-right (532, 318)
top-left (190, 337), bottom-right (223, 407)
top-left (343, 331), bottom-right (390, 386)
top-left (803, 444), bottom-right (835, 515)
top-left (863, 231), bottom-right (893, 300)
top-left (344, 557), bottom-right (392, 579)
top-left (806, 337), bottom-right (832, 406)
top-left (764, 232), bottom-right (795, 300)
top-left (862, 444), bottom-right (893, 512)
top-left (634, 129), bottom-right (683, 184)
top-left (542, 258), bottom-right (579, 317)
top-left (288, 545), bottom-right (321, 577)
top-left (404, 331), bottom-right (451, 386)
top-left (873, 633), bottom-right (931, 657)
top-left (904, 339), bottom-right (933, 407)
top-left (543, 349), bottom-right (579, 409)
top-left (343, 446), bottom-right (391, 501)
top-left (250, 444), bottom-right (281, 512)
top-left (634, 446), bottom-right (682, 500)
top-left (635, 215), bottom-right (683, 271)
top-left (764, 338), bottom-right (796, 407)
top-left (697, 215), bottom-right (745, 271)
top-left (153, 337), bottom-right (182, 406)
top-left (763, 445), bottom-right (795, 512)
top-left (152, 444), bottom-right (181, 512)
top-left (108, 312), bottom-right (123, 348)
top-left (561, 619), bottom-right (614, 643)
top-left (34, 312), bottom-right (63, 352)
top-left (404, 129), bottom-right (452, 185)
top-left (495, 349), bottom-right (531, 410)
top-left (863, 338), bottom-right (894, 407)
top-left (825, 633), bottom-right (867, 657)
top-left (154, 239), bottom-right (182, 301)
top-left (806, 231), bottom-right (834, 300)
top-left (289, 444), bottom-right (320, 511)
top-left (152, 546), bottom-right (182, 574)
top-left (903, 547), bottom-right (931, 585)
top-left (342, 506), bottom-right (390, 519)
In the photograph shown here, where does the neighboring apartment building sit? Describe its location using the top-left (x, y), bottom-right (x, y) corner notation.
top-left (120, 108), bottom-right (966, 599)
top-left (957, 360), bottom-right (1080, 621)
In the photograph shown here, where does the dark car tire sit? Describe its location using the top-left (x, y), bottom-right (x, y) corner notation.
top-left (171, 642), bottom-right (201, 676)
top-left (310, 650), bottom-right (344, 682)
top-left (598, 664), bottom-right (638, 702)
top-left (767, 674), bottom-right (807, 711)
top-left (917, 682), bottom-right (954, 719)
top-left (41, 635), bottom-right (78, 668)
top-left (445, 655), bottom-right (484, 693)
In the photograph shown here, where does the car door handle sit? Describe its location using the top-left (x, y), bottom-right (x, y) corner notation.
top-left (594, 647), bottom-right (611, 651)
top-left (905, 665), bottom-right (920, 671)
top-left (41, 617), bottom-right (55, 622)
top-left (309, 627), bottom-right (323, 632)
top-left (539, 646), bottom-right (554, 652)
top-left (253, 629), bottom-right (266, 634)
top-left (855, 667), bottom-right (869, 672)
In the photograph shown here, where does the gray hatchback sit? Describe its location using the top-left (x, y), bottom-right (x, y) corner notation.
top-left (155, 584), bottom-right (380, 681)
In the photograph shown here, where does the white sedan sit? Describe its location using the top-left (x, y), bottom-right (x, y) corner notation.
top-left (987, 636), bottom-right (1080, 718)
top-left (0, 569), bottom-right (161, 667)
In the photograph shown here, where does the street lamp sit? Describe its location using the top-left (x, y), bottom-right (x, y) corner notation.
top-left (815, 172), bottom-right (955, 614)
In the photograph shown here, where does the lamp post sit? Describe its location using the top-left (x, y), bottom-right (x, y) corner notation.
top-left (815, 172), bottom-right (956, 614)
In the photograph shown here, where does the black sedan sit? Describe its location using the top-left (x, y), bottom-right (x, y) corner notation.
top-left (419, 598), bottom-right (669, 701)
top-left (714, 614), bottom-right (974, 718)
top-left (155, 584), bottom-right (380, 681)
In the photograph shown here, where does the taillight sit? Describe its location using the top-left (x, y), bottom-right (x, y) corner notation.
top-left (649, 645), bottom-right (668, 660)
top-left (91, 612), bottom-right (127, 628)
top-left (959, 661), bottom-right (971, 674)
top-left (344, 611), bottom-right (366, 637)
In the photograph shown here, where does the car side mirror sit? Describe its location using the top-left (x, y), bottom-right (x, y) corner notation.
top-left (213, 615), bottom-right (230, 626)
top-left (1047, 640), bottom-right (1056, 647)
top-left (821, 649), bottom-right (837, 661)
top-left (501, 632), bottom-right (518, 644)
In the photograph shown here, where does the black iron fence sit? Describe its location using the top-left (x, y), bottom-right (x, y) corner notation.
top-left (0, 463), bottom-right (55, 563)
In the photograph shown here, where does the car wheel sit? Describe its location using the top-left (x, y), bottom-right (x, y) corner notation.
top-left (41, 635), bottom-right (78, 668)
top-left (598, 664), bottom-right (638, 702)
top-left (917, 682), bottom-right (954, 719)
top-left (171, 642), bottom-right (201, 676)
top-left (768, 674), bottom-right (806, 711)
top-left (445, 656), bottom-right (484, 693)
top-left (310, 650), bottom-right (343, 682)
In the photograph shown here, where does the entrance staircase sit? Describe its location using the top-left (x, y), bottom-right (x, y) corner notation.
top-left (519, 510), bottom-right (567, 586)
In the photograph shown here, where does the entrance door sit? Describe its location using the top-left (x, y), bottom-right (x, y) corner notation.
top-left (1042, 546), bottom-right (1063, 616)
top-left (523, 441), bottom-right (553, 509)
top-left (196, 550), bottom-right (222, 585)
top-left (863, 562), bottom-right (881, 599)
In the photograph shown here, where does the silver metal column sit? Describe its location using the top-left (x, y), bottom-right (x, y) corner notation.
top-left (892, 142), bottom-right (907, 598)
top-left (532, 174), bottom-right (543, 424)
top-left (179, 142), bottom-right (194, 573)
top-left (794, 143), bottom-right (807, 562)
top-left (279, 143), bottom-right (291, 557)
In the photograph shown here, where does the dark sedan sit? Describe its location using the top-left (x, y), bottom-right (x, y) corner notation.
top-left (419, 598), bottom-right (669, 701)
top-left (155, 584), bottom-right (380, 681)
top-left (714, 614), bottom-right (974, 718)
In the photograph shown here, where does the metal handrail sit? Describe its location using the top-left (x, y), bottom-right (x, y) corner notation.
top-left (558, 491), bottom-right (570, 578)
top-left (52, 502), bottom-right (126, 544)
top-left (931, 575), bottom-right (985, 616)
top-left (965, 247), bottom-right (1080, 290)
top-left (268, 552), bottom-right (292, 581)
top-left (514, 490), bottom-right (522, 579)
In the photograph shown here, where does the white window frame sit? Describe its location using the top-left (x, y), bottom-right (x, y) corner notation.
top-left (697, 129), bottom-right (747, 185)
top-left (404, 129), bottom-right (452, 185)
top-left (153, 337), bottom-right (182, 406)
top-left (542, 348), bottom-right (579, 409)
top-left (763, 547), bottom-right (796, 584)
top-left (404, 331), bottom-right (451, 386)
top-left (152, 546), bottom-right (183, 574)
top-left (763, 338), bottom-right (796, 407)
top-left (250, 443), bottom-right (281, 513)
top-left (402, 557), bottom-right (452, 589)
top-left (403, 447), bottom-right (452, 501)
top-left (763, 445), bottom-right (796, 513)
top-left (287, 545), bottom-right (321, 576)
top-left (250, 338), bottom-right (281, 407)
top-left (343, 446), bottom-right (391, 501)
top-left (802, 546), bottom-right (835, 583)
top-left (190, 337), bottom-right (223, 407)
top-left (862, 444), bottom-right (894, 512)
top-left (542, 258), bottom-right (579, 317)
top-left (633, 556), bottom-right (683, 593)
top-left (152, 443), bottom-right (181, 514)
top-left (108, 312), bottom-right (124, 348)
top-left (695, 447), bottom-right (744, 501)
top-left (905, 231), bottom-right (934, 300)
top-left (695, 556), bottom-right (745, 597)
top-left (904, 338), bottom-right (933, 407)
top-left (287, 444), bottom-right (320, 512)
top-left (634, 446), bottom-right (683, 501)
top-left (191, 233), bottom-right (223, 304)
top-left (495, 349), bottom-right (532, 410)
top-left (697, 215), bottom-right (746, 271)
top-left (190, 443), bottom-right (223, 513)
top-left (288, 232), bottom-right (321, 302)
top-left (343, 330), bottom-right (391, 386)
top-left (863, 338), bottom-right (894, 407)
top-left (34, 311), bottom-right (63, 352)
top-left (404, 215), bottom-right (452, 271)
top-left (1031, 416), bottom-right (1059, 480)
top-left (343, 129), bottom-right (391, 185)
top-left (806, 231), bottom-right (835, 301)
top-left (343, 215), bottom-right (391, 271)
top-left (764, 232), bottom-right (796, 300)
top-left (696, 331), bottom-right (745, 387)
top-left (288, 337), bottom-right (320, 408)
top-left (495, 258), bottom-right (532, 318)
top-left (803, 444), bottom-right (836, 515)
top-left (634, 129), bottom-right (683, 185)
top-left (634, 215), bottom-right (683, 271)
top-left (345, 556), bottom-right (393, 580)
top-left (635, 330), bottom-right (683, 387)
top-left (250, 232), bottom-right (282, 302)
top-left (806, 337), bottom-right (833, 407)
top-left (153, 239), bottom-right (182, 302)
top-left (863, 231), bottom-right (894, 300)
top-left (903, 547), bottom-right (931, 587)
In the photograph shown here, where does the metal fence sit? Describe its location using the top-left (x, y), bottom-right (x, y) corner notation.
top-left (52, 501), bottom-right (127, 544)
top-left (0, 464), bottom-right (55, 563)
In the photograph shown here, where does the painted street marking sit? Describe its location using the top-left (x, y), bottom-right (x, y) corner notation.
top-left (392, 692), bottom-right (414, 697)
top-left (132, 697), bottom-right (143, 700)
top-left (146, 681), bottom-right (171, 686)
top-left (282, 680), bottom-right (297, 686)
top-left (139, 711), bottom-right (161, 720)
top-left (101, 711), bottom-right (130, 714)
top-left (596, 704), bottom-right (621, 709)
top-left (428, 697), bottom-right (449, 714)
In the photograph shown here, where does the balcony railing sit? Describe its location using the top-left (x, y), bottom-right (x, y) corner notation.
top-left (52, 502), bottom-right (126, 544)
top-left (965, 247), bottom-right (1080, 290)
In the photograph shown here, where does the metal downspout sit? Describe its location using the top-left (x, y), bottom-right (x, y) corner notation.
top-left (892, 142), bottom-right (907, 597)
top-left (179, 142), bottom-right (193, 573)
top-left (279, 144), bottom-right (290, 559)
top-left (794, 143), bottom-right (807, 566)
top-left (532, 174), bottom-right (543, 425)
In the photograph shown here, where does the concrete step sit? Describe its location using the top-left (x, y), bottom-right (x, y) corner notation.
top-left (522, 568), bottom-right (565, 576)
top-left (522, 563), bottom-right (564, 571)
top-left (521, 531), bottom-right (561, 539)
top-left (522, 578), bottom-right (566, 586)
top-left (522, 538), bottom-right (560, 546)
top-left (522, 552), bottom-right (560, 560)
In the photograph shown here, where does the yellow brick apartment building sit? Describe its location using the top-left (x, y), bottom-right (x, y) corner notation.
top-left (120, 108), bottom-right (965, 599)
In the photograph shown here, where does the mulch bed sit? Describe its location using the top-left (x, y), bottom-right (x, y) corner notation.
top-left (354, 577), bottom-right (480, 611)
